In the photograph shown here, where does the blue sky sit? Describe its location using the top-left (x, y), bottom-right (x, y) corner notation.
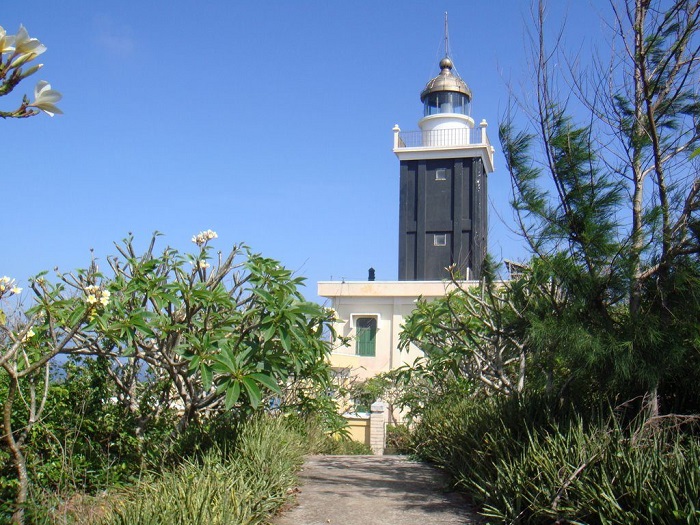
top-left (2, 1), bottom-right (610, 303)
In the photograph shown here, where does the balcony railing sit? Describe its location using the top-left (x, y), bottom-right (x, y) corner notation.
top-left (395, 127), bottom-right (490, 149)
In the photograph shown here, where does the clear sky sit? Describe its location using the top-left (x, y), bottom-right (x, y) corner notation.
top-left (2, 1), bottom-right (611, 303)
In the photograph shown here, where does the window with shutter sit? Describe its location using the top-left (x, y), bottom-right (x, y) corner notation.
top-left (355, 317), bottom-right (377, 357)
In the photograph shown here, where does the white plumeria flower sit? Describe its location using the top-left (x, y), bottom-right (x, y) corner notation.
top-left (0, 276), bottom-right (19, 295)
top-left (192, 229), bottom-right (218, 246)
top-left (21, 328), bottom-right (35, 343)
top-left (198, 260), bottom-right (210, 269)
top-left (29, 80), bottom-right (63, 117)
top-left (0, 25), bottom-right (15, 54)
top-left (99, 290), bottom-right (110, 306)
top-left (86, 294), bottom-right (97, 305)
top-left (13, 25), bottom-right (46, 58)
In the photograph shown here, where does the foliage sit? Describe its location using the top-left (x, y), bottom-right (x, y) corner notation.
top-left (70, 232), bottom-right (334, 438)
top-left (97, 416), bottom-right (306, 525)
top-left (29, 415), bottom-right (369, 524)
top-left (1, 232), bottom-right (337, 524)
top-left (400, 0), bottom-right (700, 417)
top-left (501, 0), bottom-right (700, 411)
top-left (1, 273), bottom-right (97, 524)
top-left (412, 394), bottom-right (700, 524)
top-left (385, 424), bottom-right (412, 455)
top-left (399, 257), bottom-right (527, 396)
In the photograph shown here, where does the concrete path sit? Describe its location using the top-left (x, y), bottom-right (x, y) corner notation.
top-left (273, 455), bottom-right (482, 525)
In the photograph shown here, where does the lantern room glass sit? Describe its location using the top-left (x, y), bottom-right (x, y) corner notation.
top-left (423, 92), bottom-right (470, 116)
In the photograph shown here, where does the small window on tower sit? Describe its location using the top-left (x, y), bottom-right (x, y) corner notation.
top-left (435, 169), bottom-right (447, 181)
top-left (434, 234), bottom-right (447, 246)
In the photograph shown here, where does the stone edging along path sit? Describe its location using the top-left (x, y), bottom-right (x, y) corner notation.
top-left (273, 455), bottom-right (482, 525)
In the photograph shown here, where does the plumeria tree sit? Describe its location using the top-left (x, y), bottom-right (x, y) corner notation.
top-left (68, 231), bottom-right (335, 437)
top-left (1, 232), bottom-right (335, 524)
top-left (399, 261), bottom-right (527, 398)
top-left (1, 274), bottom-right (92, 524)
top-left (0, 24), bottom-right (61, 118)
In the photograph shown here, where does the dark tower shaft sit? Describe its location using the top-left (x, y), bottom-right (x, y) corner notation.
top-left (393, 56), bottom-right (494, 281)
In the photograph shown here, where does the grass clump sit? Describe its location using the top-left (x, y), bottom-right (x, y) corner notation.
top-left (412, 395), bottom-right (700, 524)
top-left (98, 416), bottom-right (305, 525)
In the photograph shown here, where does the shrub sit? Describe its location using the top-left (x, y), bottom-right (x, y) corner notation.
top-left (95, 416), bottom-right (305, 525)
top-left (385, 424), bottom-right (412, 455)
top-left (315, 438), bottom-right (372, 456)
top-left (412, 395), bottom-right (700, 524)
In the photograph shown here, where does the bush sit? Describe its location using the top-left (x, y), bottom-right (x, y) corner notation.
top-left (91, 416), bottom-right (305, 525)
top-left (315, 437), bottom-right (372, 456)
top-left (412, 394), bottom-right (700, 524)
top-left (385, 424), bottom-right (412, 455)
top-left (474, 418), bottom-right (700, 524)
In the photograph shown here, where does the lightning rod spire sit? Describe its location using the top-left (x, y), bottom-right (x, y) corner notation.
top-left (444, 12), bottom-right (450, 57)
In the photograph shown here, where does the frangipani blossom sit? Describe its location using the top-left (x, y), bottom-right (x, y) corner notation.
top-left (13, 24), bottom-right (46, 58)
top-left (0, 276), bottom-right (21, 296)
top-left (0, 25), bottom-right (15, 54)
top-left (21, 328), bottom-right (35, 343)
top-left (84, 285), bottom-right (110, 308)
top-left (191, 229), bottom-right (218, 246)
top-left (29, 80), bottom-right (62, 117)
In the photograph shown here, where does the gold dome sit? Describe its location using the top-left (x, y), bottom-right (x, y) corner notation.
top-left (420, 57), bottom-right (472, 102)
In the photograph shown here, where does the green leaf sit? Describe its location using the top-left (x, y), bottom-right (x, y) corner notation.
top-left (294, 301), bottom-right (323, 316)
top-left (251, 372), bottom-right (281, 394)
top-left (201, 364), bottom-right (213, 390)
top-left (214, 349), bottom-right (238, 374)
top-left (252, 288), bottom-right (274, 303)
top-left (279, 330), bottom-right (291, 352)
top-left (261, 322), bottom-right (277, 342)
top-left (224, 381), bottom-right (241, 410)
top-left (242, 376), bottom-right (262, 409)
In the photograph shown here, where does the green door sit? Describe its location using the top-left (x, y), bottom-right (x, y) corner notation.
top-left (356, 318), bottom-right (377, 357)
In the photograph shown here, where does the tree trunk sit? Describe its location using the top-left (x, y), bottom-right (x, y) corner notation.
top-left (3, 379), bottom-right (28, 525)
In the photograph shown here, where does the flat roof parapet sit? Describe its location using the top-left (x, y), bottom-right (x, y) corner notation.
top-left (317, 280), bottom-right (479, 298)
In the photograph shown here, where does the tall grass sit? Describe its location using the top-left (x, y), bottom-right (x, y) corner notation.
top-left (412, 395), bottom-right (700, 524)
top-left (98, 416), bottom-right (305, 525)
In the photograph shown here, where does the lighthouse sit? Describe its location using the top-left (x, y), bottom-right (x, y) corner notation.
top-left (318, 32), bottom-right (496, 394)
top-left (393, 56), bottom-right (494, 280)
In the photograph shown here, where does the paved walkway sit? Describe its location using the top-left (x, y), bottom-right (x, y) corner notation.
top-left (274, 455), bottom-right (481, 525)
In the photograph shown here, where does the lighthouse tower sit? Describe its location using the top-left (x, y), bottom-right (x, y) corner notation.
top-left (393, 55), bottom-right (494, 280)
top-left (318, 32), bottom-right (497, 400)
